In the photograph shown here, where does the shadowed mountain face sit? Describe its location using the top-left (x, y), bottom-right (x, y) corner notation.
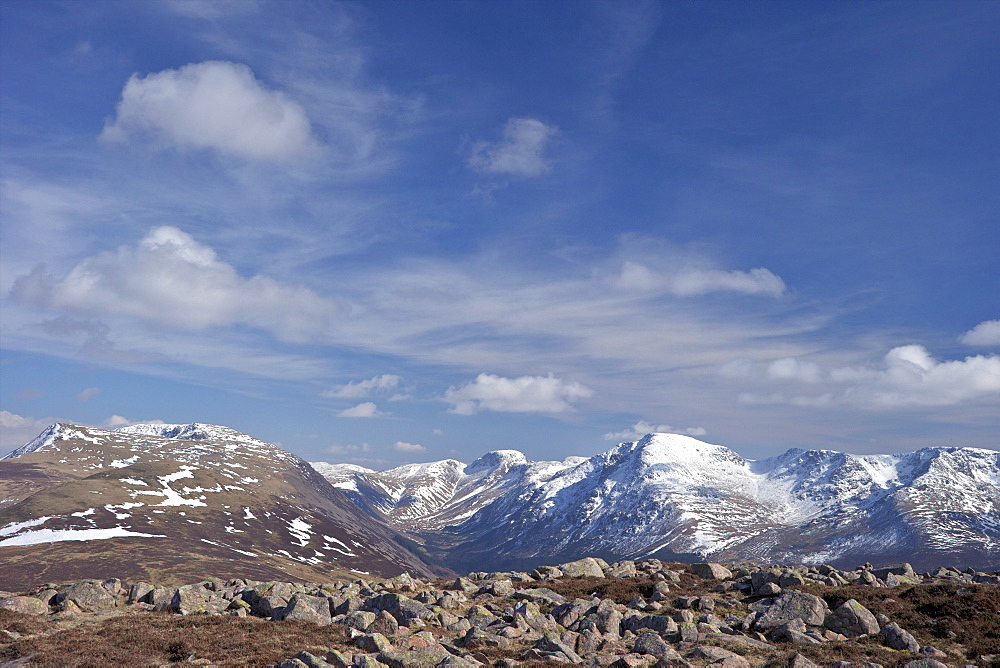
top-left (315, 434), bottom-right (1000, 573)
top-left (0, 424), bottom-right (440, 590)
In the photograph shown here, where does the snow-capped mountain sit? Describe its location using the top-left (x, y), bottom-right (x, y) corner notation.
top-left (314, 433), bottom-right (1000, 572)
top-left (0, 423), bottom-right (438, 590)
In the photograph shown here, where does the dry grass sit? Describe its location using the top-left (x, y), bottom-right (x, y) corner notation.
top-left (805, 581), bottom-right (1000, 661)
top-left (1, 610), bottom-right (349, 667)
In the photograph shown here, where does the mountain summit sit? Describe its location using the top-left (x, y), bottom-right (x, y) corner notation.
top-left (0, 423), bottom-right (438, 590)
top-left (314, 433), bottom-right (1000, 573)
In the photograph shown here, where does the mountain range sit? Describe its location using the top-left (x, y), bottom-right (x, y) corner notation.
top-left (2, 423), bottom-right (997, 590)
top-left (0, 423), bottom-right (438, 591)
top-left (312, 433), bottom-right (1000, 573)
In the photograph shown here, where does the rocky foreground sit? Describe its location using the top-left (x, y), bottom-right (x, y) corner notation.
top-left (2, 558), bottom-right (999, 667)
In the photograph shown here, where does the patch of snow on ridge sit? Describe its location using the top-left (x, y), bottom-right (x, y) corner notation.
top-left (0, 527), bottom-right (166, 547)
top-left (130, 465), bottom-right (207, 507)
top-left (288, 516), bottom-right (313, 546)
top-left (110, 456), bottom-right (140, 468)
top-left (0, 516), bottom-right (53, 536)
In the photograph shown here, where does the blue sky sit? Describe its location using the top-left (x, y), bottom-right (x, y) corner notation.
top-left (2, 0), bottom-right (998, 466)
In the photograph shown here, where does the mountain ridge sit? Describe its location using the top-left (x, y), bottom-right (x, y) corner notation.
top-left (312, 432), bottom-right (1000, 573)
top-left (0, 422), bottom-right (440, 590)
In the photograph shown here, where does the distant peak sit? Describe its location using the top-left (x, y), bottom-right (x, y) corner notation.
top-left (1, 423), bottom-right (62, 460)
top-left (626, 432), bottom-right (746, 467)
top-left (114, 422), bottom-right (253, 442)
top-left (465, 449), bottom-right (528, 475)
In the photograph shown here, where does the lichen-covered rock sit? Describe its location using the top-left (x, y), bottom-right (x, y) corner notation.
top-left (362, 593), bottom-right (434, 626)
top-left (632, 632), bottom-right (670, 656)
top-left (355, 632), bottom-right (394, 653)
top-left (127, 582), bottom-right (154, 604)
top-left (880, 622), bottom-right (920, 652)
top-left (342, 610), bottom-right (376, 631)
top-left (370, 609), bottom-right (399, 636)
top-left (825, 598), bottom-right (880, 637)
top-left (754, 590), bottom-right (828, 629)
top-left (534, 631), bottom-right (584, 663)
top-left (54, 580), bottom-right (117, 613)
top-left (171, 584), bottom-right (226, 615)
top-left (0, 595), bottom-right (48, 615)
top-left (559, 557), bottom-right (606, 578)
top-left (282, 651), bottom-right (332, 668)
top-left (513, 599), bottom-right (557, 632)
top-left (691, 645), bottom-right (751, 667)
top-left (377, 644), bottom-right (451, 668)
top-left (282, 594), bottom-right (332, 625)
top-left (324, 650), bottom-right (353, 668)
top-left (789, 654), bottom-right (821, 668)
top-left (691, 563), bottom-right (733, 580)
top-left (513, 587), bottom-right (565, 604)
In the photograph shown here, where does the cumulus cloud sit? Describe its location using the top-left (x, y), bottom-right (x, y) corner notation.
top-left (469, 118), bottom-right (556, 177)
top-left (614, 261), bottom-right (785, 297)
top-left (338, 402), bottom-right (386, 418)
top-left (846, 345), bottom-right (1000, 407)
top-left (603, 420), bottom-right (707, 441)
top-left (394, 441), bottom-right (426, 453)
top-left (733, 345), bottom-right (1000, 409)
top-left (324, 374), bottom-right (401, 399)
top-left (961, 320), bottom-right (1000, 346)
top-left (9, 226), bottom-right (341, 343)
top-left (100, 61), bottom-right (316, 162)
top-left (444, 373), bottom-right (592, 415)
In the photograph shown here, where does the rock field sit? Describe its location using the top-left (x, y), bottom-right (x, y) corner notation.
top-left (2, 557), bottom-right (999, 667)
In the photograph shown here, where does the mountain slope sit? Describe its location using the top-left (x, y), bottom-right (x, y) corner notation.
top-left (0, 423), bottom-right (440, 590)
top-left (314, 433), bottom-right (1000, 572)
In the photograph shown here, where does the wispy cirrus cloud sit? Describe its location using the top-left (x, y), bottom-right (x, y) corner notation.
top-left (100, 61), bottom-right (318, 162)
top-left (338, 402), bottom-right (386, 418)
top-left (324, 374), bottom-right (401, 399)
top-left (613, 261), bottom-right (785, 297)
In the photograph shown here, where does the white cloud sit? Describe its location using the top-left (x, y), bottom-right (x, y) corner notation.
top-left (603, 420), bottom-right (707, 441)
top-left (614, 261), bottom-right (785, 297)
top-left (76, 387), bottom-right (101, 402)
top-left (850, 345), bottom-right (1000, 407)
top-left (394, 441), bottom-right (426, 453)
top-left (104, 415), bottom-right (165, 428)
top-left (100, 61), bottom-right (316, 162)
top-left (324, 374), bottom-right (401, 399)
top-left (328, 442), bottom-right (372, 455)
top-left (767, 357), bottom-right (822, 383)
top-left (469, 118), bottom-right (556, 177)
top-left (961, 320), bottom-right (1000, 346)
top-left (338, 402), bottom-right (386, 418)
top-left (9, 226), bottom-right (341, 344)
top-left (444, 373), bottom-right (592, 415)
top-left (735, 345), bottom-right (1000, 409)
